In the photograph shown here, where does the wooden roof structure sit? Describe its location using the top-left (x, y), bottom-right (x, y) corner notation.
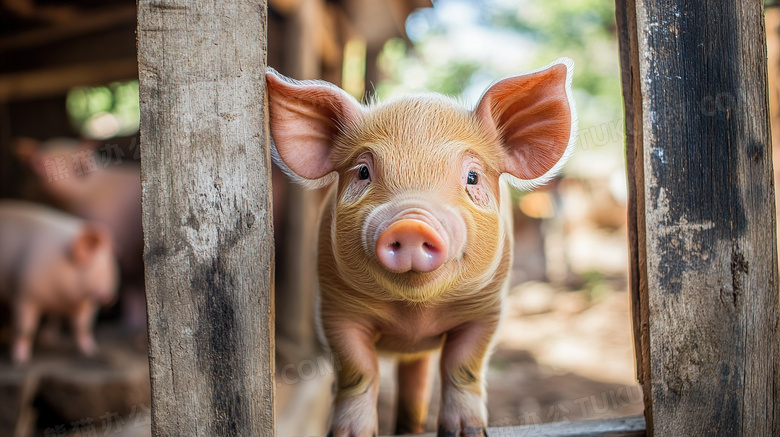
top-left (0, 0), bottom-right (428, 195)
top-left (0, 0), bottom-right (427, 103)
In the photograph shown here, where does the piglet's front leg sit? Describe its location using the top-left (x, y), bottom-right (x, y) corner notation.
top-left (396, 353), bottom-right (435, 434)
top-left (71, 300), bottom-right (99, 356)
top-left (438, 322), bottom-right (497, 437)
top-left (11, 301), bottom-right (41, 365)
top-left (325, 321), bottom-right (380, 437)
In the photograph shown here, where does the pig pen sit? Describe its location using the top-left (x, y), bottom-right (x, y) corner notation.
top-left (0, 197), bottom-right (641, 437)
top-left (2, 0), bottom-right (778, 435)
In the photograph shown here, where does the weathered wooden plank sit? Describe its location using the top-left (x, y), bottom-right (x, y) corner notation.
top-left (137, 1), bottom-right (275, 435)
top-left (767, 2), bottom-right (780, 297)
top-left (616, 0), bottom-right (780, 435)
top-left (614, 0), bottom-right (653, 426)
top-left (274, 0), bottom-right (322, 369)
top-left (394, 416), bottom-right (646, 437)
top-left (0, 59), bottom-right (137, 102)
top-left (0, 103), bottom-right (13, 198)
top-left (614, 0), bottom-right (646, 389)
top-left (0, 6), bottom-right (136, 53)
top-left (0, 368), bottom-right (38, 437)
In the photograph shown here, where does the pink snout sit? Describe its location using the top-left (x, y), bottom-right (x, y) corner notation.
top-left (375, 219), bottom-right (448, 273)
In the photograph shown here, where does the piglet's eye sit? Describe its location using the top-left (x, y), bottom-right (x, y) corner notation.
top-left (358, 165), bottom-right (370, 180)
top-left (467, 170), bottom-right (478, 185)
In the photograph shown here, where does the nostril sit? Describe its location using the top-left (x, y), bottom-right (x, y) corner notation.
top-left (422, 242), bottom-right (440, 256)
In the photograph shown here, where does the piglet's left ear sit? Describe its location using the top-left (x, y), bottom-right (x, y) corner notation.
top-left (475, 58), bottom-right (576, 186)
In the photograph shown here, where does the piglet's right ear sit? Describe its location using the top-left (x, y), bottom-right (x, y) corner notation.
top-left (71, 226), bottom-right (110, 265)
top-left (266, 69), bottom-right (363, 187)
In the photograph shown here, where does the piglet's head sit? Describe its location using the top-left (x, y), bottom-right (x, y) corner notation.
top-left (267, 60), bottom-right (576, 303)
top-left (72, 225), bottom-right (119, 306)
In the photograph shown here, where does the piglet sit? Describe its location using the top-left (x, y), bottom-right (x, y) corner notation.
top-left (0, 200), bottom-right (119, 364)
top-left (266, 59), bottom-right (576, 436)
top-left (15, 137), bottom-right (146, 330)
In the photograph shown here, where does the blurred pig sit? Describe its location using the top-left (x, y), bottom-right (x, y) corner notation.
top-left (0, 200), bottom-right (119, 364)
top-left (15, 137), bottom-right (145, 330)
top-left (266, 58), bottom-right (577, 436)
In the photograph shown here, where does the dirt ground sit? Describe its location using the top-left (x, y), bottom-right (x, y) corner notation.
top-left (3, 214), bottom-right (641, 436)
top-left (2, 284), bottom-right (641, 437)
top-left (486, 283), bottom-right (643, 426)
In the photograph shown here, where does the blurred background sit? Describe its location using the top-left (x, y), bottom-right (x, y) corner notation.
top-left (4, 0), bottom-right (770, 435)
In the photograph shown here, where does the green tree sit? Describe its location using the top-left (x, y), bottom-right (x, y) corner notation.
top-left (376, 0), bottom-right (625, 179)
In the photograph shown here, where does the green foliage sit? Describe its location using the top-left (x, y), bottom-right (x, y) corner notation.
top-left (376, 0), bottom-right (626, 180)
top-left (487, 0), bottom-right (619, 101)
top-left (489, 0), bottom-right (616, 48)
top-left (66, 80), bottom-right (140, 139)
top-left (580, 270), bottom-right (614, 301)
top-left (376, 38), bottom-right (481, 97)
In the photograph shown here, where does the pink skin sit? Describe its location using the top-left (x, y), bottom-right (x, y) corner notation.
top-left (12, 299), bottom-right (100, 364)
top-left (438, 323), bottom-right (496, 433)
top-left (11, 302), bottom-right (40, 365)
top-left (375, 219), bottom-right (447, 273)
top-left (364, 199), bottom-right (467, 275)
top-left (71, 299), bottom-right (100, 356)
top-left (266, 60), bottom-right (575, 436)
top-left (396, 355), bottom-right (435, 434)
top-left (325, 320), bottom-right (381, 437)
top-left (321, 298), bottom-right (502, 437)
top-left (0, 201), bottom-right (119, 365)
top-left (16, 137), bottom-right (145, 331)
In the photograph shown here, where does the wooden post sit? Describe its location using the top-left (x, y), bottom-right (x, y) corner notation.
top-left (767, 3), bottom-right (780, 280)
top-left (614, 0), bottom-right (648, 395)
top-left (616, 1), bottom-right (780, 435)
top-left (0, 103), bottom-right (11, 198)
top-left (274, 0), bottom-right (323, 367)
top-left (137, 1), bottom-right (275, 435)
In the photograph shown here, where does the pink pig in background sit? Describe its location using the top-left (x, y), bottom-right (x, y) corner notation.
top-left (14, 137), bottom-right (146, 331)
top-left (267, 58), bottom-right (577, 436)
top-left (0, 200), bottom-right (119, 364)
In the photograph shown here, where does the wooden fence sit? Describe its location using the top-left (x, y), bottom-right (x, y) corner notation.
top-left (137, 0), bottom-right (779, 435)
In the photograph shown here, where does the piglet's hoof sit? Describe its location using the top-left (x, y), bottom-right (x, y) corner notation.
top-left (437, 426), bottom-right (488, 437)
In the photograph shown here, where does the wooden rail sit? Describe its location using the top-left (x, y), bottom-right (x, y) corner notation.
top-left (396, 416), bottom-right (646, 437)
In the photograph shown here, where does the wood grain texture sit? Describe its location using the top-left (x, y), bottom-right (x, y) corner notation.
top-left (614, 0), bottom-right (653, 427)
top-left (275, 0), bottom-right (323, 368)
top-left (767, 4), bottom-right (780, 309)
top-left (395, 416), bottom-right (646, 437)
top-left (614, 0), bottom-right (645, 387)
top-left (137, 1), bottom-right (275, 435)
top-left (616, 0), bottom-right (780, 435)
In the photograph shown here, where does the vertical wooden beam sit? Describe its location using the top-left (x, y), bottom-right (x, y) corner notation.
top-left (616, 1), bottom-right (780, 435)
top-left (0, 102), bottom-right (12, 198)
top-left (615, 0), bottom-right (652, 414)
top-left (137, 1), bottom-right (275, 435)
top-left (274, 0), bottom-right (322, 368)
top-left (767, 4), bottom-right (780, 281)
